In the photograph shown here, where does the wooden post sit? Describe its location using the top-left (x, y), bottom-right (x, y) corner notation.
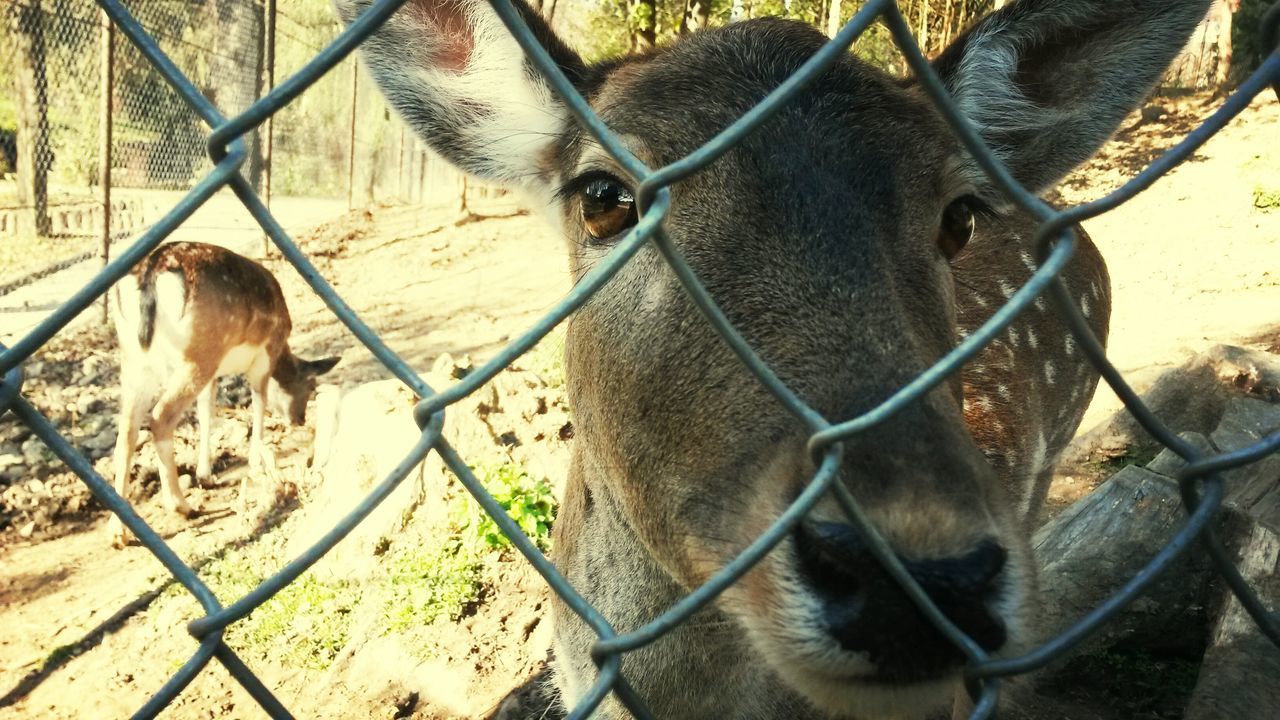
top-left (262, 0), bottom-right (276, 255)
top-left (347, 60), bottom-right (359, 212)
top-left (99, 10), bottom-right (114, 324)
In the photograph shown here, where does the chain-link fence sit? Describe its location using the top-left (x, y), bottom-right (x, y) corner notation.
top-left (1, 0), bottom-right (1278, 718)
top-left (0, 0), bottom-right (480, 293)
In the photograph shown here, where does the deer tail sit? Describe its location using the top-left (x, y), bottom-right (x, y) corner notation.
top-left (136, 249), bottom-right (170, 350)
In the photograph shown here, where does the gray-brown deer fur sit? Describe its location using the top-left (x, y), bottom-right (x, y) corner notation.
top-left (108, 242), bottom-right (338, 548)
top-left (334, 0), bottom-right (1209, 716)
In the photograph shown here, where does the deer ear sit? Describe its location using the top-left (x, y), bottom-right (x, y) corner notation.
top-left (303, 357), bottom-right (341, 377)
top-left (931, 0), bottom-right (1211, 194)
top-left (333, 0), bottom-right (585, 190)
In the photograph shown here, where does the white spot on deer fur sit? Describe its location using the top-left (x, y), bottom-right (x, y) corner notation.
top-left (1027, 329), bottom-right (1039, 349)
top-left (1034, 297), bottom-right (1046, 312)
top-left (1043, 361), bottom-right (1056, 386)
top-left (1080, 295), bottom-right (1091, 318)
top-left (1091, 282), bottom-right (1102, 299)
top-left (971, 293), bottom-right (989, 308)
top-left (958, 327), bottom-right (970, 339)
top-left (997, 384), bottom-right (1011, 400)
top-left (998, 280), bottom-right (1015, 299)
top-left (1007, 328), bottom-right (1020, 347)
top-left (1064, 335), bottom-right (1075, 356)
top-left (1020, 431), bottom-right (1050, 515)
top-left (977, 396), bottom-right (994, 412)
top-left (1019, 252), bottom-right (1035, 271)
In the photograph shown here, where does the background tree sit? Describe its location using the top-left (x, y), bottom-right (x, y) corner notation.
top-left (628, 0), bottom-right (657, 50)
top-left (4, 0), bottom-right (53, 237)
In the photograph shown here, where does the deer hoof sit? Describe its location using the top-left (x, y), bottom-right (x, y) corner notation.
top-left (107, 518), bottom-right (132, 548)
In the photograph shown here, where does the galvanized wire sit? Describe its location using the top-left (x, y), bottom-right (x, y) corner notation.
top-left (0, 1), bottom-right (1277, 718)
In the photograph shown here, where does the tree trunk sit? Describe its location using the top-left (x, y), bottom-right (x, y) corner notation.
top-left (628, 0), bottom-right (656, 51)
top-left (679, 0), bottom-right (710, 34)
top-left (1209, 0), bottom-right (1234, 86)
top-left (917, 0), bottom-right (931, 54)
top-left (7, 0), bottom-right (53, 237)
top-left (825, 0), bottom-right (842, 37)
top-left (210, 0), bottom-right (264, 191)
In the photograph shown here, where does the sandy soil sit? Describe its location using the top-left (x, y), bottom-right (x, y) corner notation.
top-left (0, 90), bottom-right (1276, 719)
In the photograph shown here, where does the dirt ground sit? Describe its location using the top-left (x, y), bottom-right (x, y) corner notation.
top-left (0, 90), bottom-right (1276, 719)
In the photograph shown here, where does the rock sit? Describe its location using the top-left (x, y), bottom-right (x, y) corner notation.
top-left (76, 395), bottom-right (104, 416)
top-left (21, 437), bottom-right (47, 466)
top-left (308, 383), bottom-right (343, 472)
top-left (83, 427), bottom-right (117, 455)
top-left (0, 453), bottom-right (23, 469)
top-left (1034, 463), bottom-right (1218, 659)
top-left (289, 380), bottom-right (432, 579)
top-left (81, 355), bottom-right (109, 382)
top-left (1061, 345), bottom-right (1280, 480)
top-left (26, 479), bottom-right (44, 494)
top-left (18, 521), bottom-right (35, 538)
top-left (1184, 520), bottom-right (1280, 719)
top-left (0, 463), bottom-right (28, 484)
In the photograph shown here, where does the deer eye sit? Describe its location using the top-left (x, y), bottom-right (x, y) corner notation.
top-left (580, 175), bottom-right (637, 242)
top-left (938, 197), bottom-right (977, 260)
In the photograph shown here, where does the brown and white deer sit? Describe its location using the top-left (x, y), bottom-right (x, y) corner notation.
top-left (335, 0), bottom-right (1208, 716)
top-left (107, 241), bottom-right (338, 548)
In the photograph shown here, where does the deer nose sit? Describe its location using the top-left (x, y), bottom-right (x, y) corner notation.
top-left (794, 521), bottom-right (1007, 682)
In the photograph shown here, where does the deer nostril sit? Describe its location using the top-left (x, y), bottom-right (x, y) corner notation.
top-left (793, 521), bottom-right (1009, 681)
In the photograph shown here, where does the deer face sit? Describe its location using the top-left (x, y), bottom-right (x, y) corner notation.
top-left (556, 25), bottom-right (1022, 715)
top-left (336, 0), bottom-right (1209, 715)
top-left (272, 356), bottom-right (340, 425)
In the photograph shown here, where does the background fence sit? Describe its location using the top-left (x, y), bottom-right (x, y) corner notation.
top-left (0, 0), bottom-right (1278, 719)
top-left (0, 0), bottom-right (488, 293)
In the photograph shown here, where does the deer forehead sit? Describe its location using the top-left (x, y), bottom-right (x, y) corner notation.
top-left (554, 27), bottom-right (961, 202)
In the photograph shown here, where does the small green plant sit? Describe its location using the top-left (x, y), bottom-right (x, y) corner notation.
top-left (454, 461), bottom-right (557, 551)
top-left (381, 544), bottom-right (482, 633)
top-left (1253, 185), bottom-right (1280, 211)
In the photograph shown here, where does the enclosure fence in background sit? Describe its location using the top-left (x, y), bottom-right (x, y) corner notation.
top-left (0, 0), bottom-right (470, 292)
top-left (1, 0), bottom-right (1278, 718)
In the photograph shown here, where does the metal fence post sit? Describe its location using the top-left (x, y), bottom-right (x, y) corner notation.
top-left (347, 58), bottom-right (359, 212)
top-left (98, 8), bottom-right (114, 324)
top-left (262, 0), bottom-right (277, 257)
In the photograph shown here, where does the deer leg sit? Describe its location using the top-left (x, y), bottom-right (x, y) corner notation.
top-left (107, 376), bottom-right (149, 548)
top-left (150, 372), bottom-right (203, 518)
top-left (239, 375), bottom-right (282, 515)
top-left (195, 381), bottom-right (215, 485)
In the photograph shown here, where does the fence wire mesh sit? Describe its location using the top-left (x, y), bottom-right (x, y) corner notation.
top-left (0, 0), bottom-right (1278, 718)
top-left (1, 0), bottom-right (474, 293)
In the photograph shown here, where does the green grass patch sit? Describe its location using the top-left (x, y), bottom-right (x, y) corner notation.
top-left (170, 536), bottom-right (359, 671)
top-left (380, 543), bottom-right (483, 634)
top-left (1253, 185), bottom-right (1280, 211)
top-left (148, 460), bottom-right (558, 671)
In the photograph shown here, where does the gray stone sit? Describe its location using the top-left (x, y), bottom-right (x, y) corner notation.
top-left (83, 428), bottom-right (117, 455)
top-left (0, 463), bottom-right (28, 484)
top-left (1146, 431), bottom-right (1217, 478)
